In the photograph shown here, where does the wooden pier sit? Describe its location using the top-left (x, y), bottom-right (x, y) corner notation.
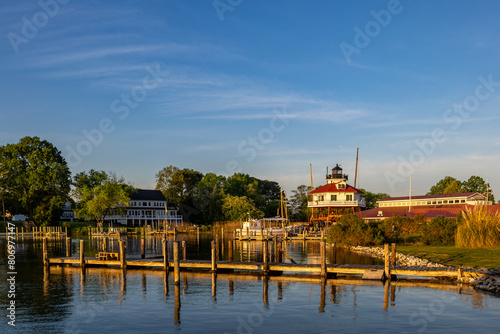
top-left (44, 238), bottom-right (485, 281)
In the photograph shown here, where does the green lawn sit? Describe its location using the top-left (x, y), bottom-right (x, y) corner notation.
top-left (396, 245), bottom-right (500, 269)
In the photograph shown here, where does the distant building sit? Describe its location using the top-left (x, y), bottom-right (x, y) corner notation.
top-left (308, 164), bottom-right (365, 225)
top-left (60, 201), bottom-right (75, 221)
top-left (105, 189), bottom-right (183, 227)
top-left (359, 192), bottom-right (492, 221)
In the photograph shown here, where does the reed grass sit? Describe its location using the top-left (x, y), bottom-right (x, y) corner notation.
top-left (456, 205), bottom-right (500, 248)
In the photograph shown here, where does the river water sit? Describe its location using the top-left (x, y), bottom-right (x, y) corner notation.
top-left (1, 234), bottom-right (499, 333)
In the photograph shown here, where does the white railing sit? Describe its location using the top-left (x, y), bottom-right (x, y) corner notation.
top-left (308, 200), bottom-right (366, 207)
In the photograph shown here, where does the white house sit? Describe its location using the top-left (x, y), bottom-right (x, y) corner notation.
top-left (106, 189), bottom-right (183, 227)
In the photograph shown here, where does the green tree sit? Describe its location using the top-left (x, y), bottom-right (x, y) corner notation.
top-left (192, 173), bottom-right (226, 224)
top-left (73, 169), bottom-right (107, 190)
top-left (290, 185), bottom-right (311, 222)
top-left (73, 173), bottom-right (133, 229)
top-left (443, 179), bottom-right (465, 194)
top-left (361, 190), bottom-right (390, 209)
top-left (221, 195), bottom-right (264, 221)
top-left (0, 136), bottom-right (71, 225)
top-left (427, 176), bottom-right (461, 195)
top-left (463, 175), bottom-right (495, 203)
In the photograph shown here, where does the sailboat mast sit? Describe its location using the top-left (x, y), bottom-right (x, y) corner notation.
top-left (354, 148), bottom-right (359, 188)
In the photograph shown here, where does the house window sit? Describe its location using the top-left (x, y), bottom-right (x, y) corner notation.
top-left (346, 194), bottom-right (353, 201)
top-left (331, 195), bottom-right (337, 201)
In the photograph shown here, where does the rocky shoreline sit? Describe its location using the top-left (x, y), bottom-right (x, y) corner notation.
top-left (350, 245), bottom-right (500, 295)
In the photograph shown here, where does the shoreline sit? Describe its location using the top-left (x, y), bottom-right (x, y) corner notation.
top-left (350, 245), bottom-right (500, 295)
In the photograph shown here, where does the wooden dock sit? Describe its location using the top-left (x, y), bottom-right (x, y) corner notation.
top-left (44, 237), bottom-right (485, 282)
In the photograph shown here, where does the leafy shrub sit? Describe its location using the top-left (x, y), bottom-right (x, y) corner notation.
top-left (378, 215), bottom-right (424, 243)
top-left (327, 214), bottom-right (384, 246)
top-left (420, 216), bottom-right (457, 245)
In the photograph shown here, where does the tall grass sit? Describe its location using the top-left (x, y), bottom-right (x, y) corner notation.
top-left (456, 205), bottom-right (500, 248)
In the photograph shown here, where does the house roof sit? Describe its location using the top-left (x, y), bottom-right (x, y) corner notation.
top-left (377, 192), bottom-right (483, 202)
top-left (310, 183), bottom-right (363, 194)
top-left (130, 189), bottom-right (167, 201)
top-left (357, 205), bottom-right (471, 220)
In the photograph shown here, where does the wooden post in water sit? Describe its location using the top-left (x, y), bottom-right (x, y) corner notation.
top-left (66, 237), bottom-right (71, 257)
top-left (173, 241), bottom-right (180, 285)
top-left (384, 244), bottom-right (391, 281)
top-left (228, 240), bottom-right (233, 262)
top-left (263, 240), bottom-right (269, 275)
top-left (80, 240), bottom-right (85, 268)
top-left (273, 236), bottom-right (277, 262)
top-left (43, 237), bottom-right (48, 266)
top-left (211, 240), bottom-right (217, 272)
top-left (182, 240), bottom-right (186, 260)
top-left (141, 237), bottom-right (146, 259)
top-left (103, 237), bottom-right (108, 252)
top-left (331, 243), bottom-right (336, 264)
top-left (320, 241), bottom-right (327, 277)
top-left (391, 243), bottom-right (396, 267)
top-left (163, 238), bottom-right (168, 272)
top-left (276, 240), bottom-right (282, 263)
top-left (120, 240), bottom-right (126, 269)
top-left (457, 267), bottom-right (463, 282)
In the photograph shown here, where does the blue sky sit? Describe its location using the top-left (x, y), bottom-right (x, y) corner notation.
top-left (1, 0), bottom-right (499, 197)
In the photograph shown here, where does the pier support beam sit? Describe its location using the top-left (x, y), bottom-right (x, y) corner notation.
top-left (228, 240), bottom-right (233, 262)
top-left (211, 240), bottom-right (217, 272)
top-left (120, 240), bottom-right (126, 269)
top-left (384, 244), bottom-right (391, 281)
top-left (182, 240), bottom-right (186, 260)
top-left (320, 241), bottom-right (326, 277)
top-left (263, 240), bottom-right (269, 274)
top-left (173, 241), bottom-right (180, 285)
top-left (391, 243), bottom-right (396, 267)
top-left (80, 240), bottom-right (85, 268)
top-left (163, 238), bottom-right (168, 272)
top-left (66, 237), bottom-right (71, 257)
top-left (43, 237), bottom-right (48, 266)
top-left (141, 237), bottom-right (145, 259)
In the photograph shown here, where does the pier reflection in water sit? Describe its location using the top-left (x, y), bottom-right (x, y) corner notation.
top-left (40, 265), bottom-right (493, 332)
top-left (2, 236), bottom-right (500, 333)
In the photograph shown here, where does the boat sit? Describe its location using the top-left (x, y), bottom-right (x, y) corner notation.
top-left (236, 217), bottom-right (288, 238)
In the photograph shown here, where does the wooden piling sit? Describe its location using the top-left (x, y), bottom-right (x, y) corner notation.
top-left (182, 240), bottom-right (186, 261)
top-left (228, 240), bottom-right (233, 262)
top-left (331, 243), bottom-right (336, 264)
top-left (384, 244), bottom-right (391, 281)
top-left (66, 237), bottom-right (71, 257)
top-left (263, 240), bottom-right (269, 274)
top-left (43, 237), bottom-right (48, 266)
top-left (457, 267), bottom-right (463, 281)
top-left (276, 240), bottom-right (282, 263)
top-left (119, 240), bottom-right (126, 269)
top-left (141, 237), bottom-right (145, 259)
top-left (391, 243), bottom-right (396, 267)
top-left (173, 241), bottom-right (180, 285)
top-left (320, 241), bottom-right (326, 277)
top-left (211, 240), bottom-right (217, 272)
top-left (163, 238), bottom-right (168, 271)
top-left (80, 240), bottom-right (85, 268)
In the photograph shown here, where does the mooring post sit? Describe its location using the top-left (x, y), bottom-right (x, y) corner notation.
top-left (66, 237), bottom-right (71, 257)
top-left (103, 237), bottom-right (108, 252)
top-left (332, 243), bottom-right (336, 264)
top-left (391, 243), bottom-right (396, 267)
top-left (141, 237), bottom-right (146, 259)
top-left (457, 267), bottom-right (463, 281)
top-left (211, 240), bottom-right (217, 272)
top-left (277, 240), bottom-right (282, 263)
top-left (384, 244), bottom-right (391, 281)
top-left (273, 236), bottom-right (277, 262)
top-left (182, 240), bottom-right (186, 260)
top-left (43, 237), bottom-right (48, 266)
top-left (228, 240), bottom-right (233, 262)
top-left (173, 241), bottom-right (180, 285)
top-left (163, 238), bottom-right (168, 272)
top-left (80, 240), bottom-right (85, 268)
top-left (263, 240), bottom-right (269, 274)
top-left (120, 240), bottom-right (126, 269)
top-left (320, 241), bottom-right (327, 277)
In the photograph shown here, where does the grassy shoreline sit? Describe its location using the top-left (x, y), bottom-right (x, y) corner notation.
top-left (395, 245), bottom-right (500, 269)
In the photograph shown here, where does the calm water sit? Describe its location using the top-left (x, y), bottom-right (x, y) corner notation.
top-left (1, 234), bottom-right (499, 333)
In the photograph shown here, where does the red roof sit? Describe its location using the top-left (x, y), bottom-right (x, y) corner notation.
top-left (377, 192), bottom-right (482, 202)
top-left (310, 183), bottom-right (363, 194)
top-left (357, 205), bottom-right (471, 220)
